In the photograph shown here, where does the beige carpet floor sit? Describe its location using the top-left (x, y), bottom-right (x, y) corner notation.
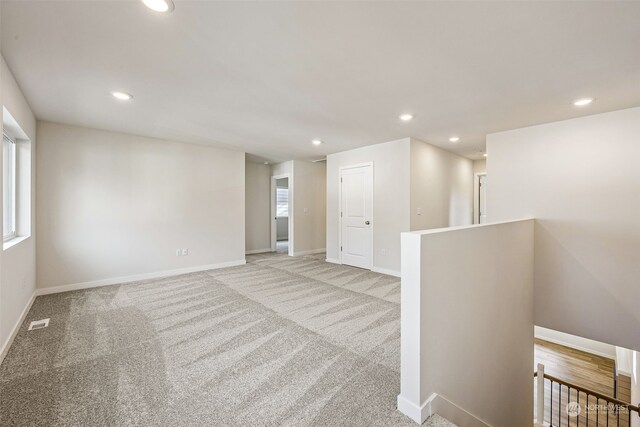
top-left (0, 252), bottom-right (454, 427)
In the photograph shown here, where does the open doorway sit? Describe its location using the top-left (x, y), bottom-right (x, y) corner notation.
top-left (271, 174), bottom-right (292, 255)
top-left (474, 172), bottom-right (487, 224)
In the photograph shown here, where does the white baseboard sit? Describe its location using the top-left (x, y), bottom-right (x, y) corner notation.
top-left (245, 248), bottom-right (273, 255)
top-left (534, 326), bottom-right (616, 360)
top-left (0, 291), bottom-right (36, 365)
top-left (292, 248), bottom-right (326, 256)
top-left (426, 393), bottom-right (491, 427)
top-left (36, 259), bottom-right (246, 296)
top-left (324, 259), bottom-right (400, 277)
top-left (372, 266), bottom-right (401, 277)
top-left (397, 394), bottom-right (430, 424)
top-left (398, 393), bottom-right (491, 426)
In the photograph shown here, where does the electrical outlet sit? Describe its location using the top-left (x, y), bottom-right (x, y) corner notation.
top-left (176, 249), bottom-right (181, 256)
top-left (304, 207), bottom-right (309, 213)
top-left (181, 248), bottom-right (188, 256)
top-left (417, 207), bottom-right (422, 215)
top-left (381, 249), bottom-right (386, 256)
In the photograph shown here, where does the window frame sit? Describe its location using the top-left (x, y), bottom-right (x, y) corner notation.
top-left (3, 132), bottom-right (17, 242)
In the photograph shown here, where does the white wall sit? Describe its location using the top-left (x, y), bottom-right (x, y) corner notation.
top-left (271, 160), bottom-right (325, 255)
top-left (633, 352), bottom-right (640, 427)
top-left (245, 160), bottom-right (271, 253)
top-left (617, 346), bottom-right (634, 376)
top-left (0, 55), bottom-right (37, 360)
top-left (398, 219), bottom-right (534, 427)
top-left (327, 138), bottom-right (411, 273)
top-left (473, 159), bottom-right (486, 175)
top-left (473, 159), bottom-right (487, 225)
top-left (36, 122), bottom-right (245, 290)
top-left (409, 138), bottom-right (473, 231)
top-left (488, 107), bottom-right (640, 351)
top-left (327, 137), bottom-right (473, 274)
top-left (271, 161), bottom-right (292, 177)
top-left (292, 160), bottom-right (326, 254)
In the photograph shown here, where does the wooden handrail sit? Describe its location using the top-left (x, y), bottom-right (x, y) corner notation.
top-left (534, 371), bottom-right (640, 413)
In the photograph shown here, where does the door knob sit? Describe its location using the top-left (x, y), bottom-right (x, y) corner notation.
top-left (365, 221), bottom-right (370, 225)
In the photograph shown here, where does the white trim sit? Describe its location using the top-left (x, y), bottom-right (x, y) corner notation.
top-left (535, 335), bottom-right (614, 360)
top-left (338, 161), bottom-right (374, 270)
top-left (615, 347), bottom-right (634, 377)
top-left (534, 326), bottom-right (616, 360)
top-left (407, 217), bottom-right (535, 236)
top-left (36, 260), bottom-right (246, 296)
top-left (0, 291), bottom-right (36, 365)
top-left (473, 172), bottom-right (486, 224)
top-left (325, 257), bottom-right (341, 264)
top-left (371, 266), bottom-right (401, 277)
top-left (292, 248), bottom-right (326, 256)
top-left (397, 394), bottom-right (431, 424)
top-left (426, 393), bottom-right (491, 427)
top-left (245, 248), bottom-right (273, 255)
top-left (3, 235), bottom-right (29, 251)
top-left (3, 132), bottom-right (17, 241)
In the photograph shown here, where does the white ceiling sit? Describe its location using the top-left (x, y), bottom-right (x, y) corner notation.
top-left (2, 1), bottom-right (640, 162)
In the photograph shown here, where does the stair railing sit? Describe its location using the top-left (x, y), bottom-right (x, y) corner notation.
top-left (535, 363), bottom-right (639, 427)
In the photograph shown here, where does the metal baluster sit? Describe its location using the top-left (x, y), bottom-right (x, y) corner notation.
top-left (568, 387), bottom-right (570, 427)
top-left (551, 381), bottom-right (554, 426)
top-left (597, 397), bottom-right (599, 426)
top-left (586, 394), bottom-right (589, 427)
top-left (577, 391), bottom-right (580, 427)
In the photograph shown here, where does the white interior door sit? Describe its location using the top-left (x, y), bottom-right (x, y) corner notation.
top-left (479, 174), bottom-right (488, 224)
top-left (340, 164), bottom-right (373, 269)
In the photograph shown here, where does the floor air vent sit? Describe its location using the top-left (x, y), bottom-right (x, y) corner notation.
top-left (28, 319), bottom-right (50, 331)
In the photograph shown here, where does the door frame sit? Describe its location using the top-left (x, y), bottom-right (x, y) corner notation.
top-left (474, 172), bottom-right (486, 224)
top-left (338, 162), bottom-right (374, 269)
top-left (271, 173), bottom-right (293, 256)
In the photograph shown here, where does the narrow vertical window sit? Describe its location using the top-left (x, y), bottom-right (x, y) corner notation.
top-left (276, 187), bottom-right (288, 217)
top-left (3, 132), bottom-right (16, 241)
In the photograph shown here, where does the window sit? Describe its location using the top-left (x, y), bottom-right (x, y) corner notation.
top-left (276, 187), bottom-right (288, 217)
top-left (3, 132), bottom-right (16, 241)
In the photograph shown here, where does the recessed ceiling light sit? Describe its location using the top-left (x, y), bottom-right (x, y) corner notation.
top-left (483, 153), bottom-right (488, 157)
top-left (399, 114), bottom-right (414, 122)
top-left (142, 0), bottom-right (175, 12)
top-left (573, 98), bottom-right (594, 107)
top-left (264, 161), bottom-right (269, 165)
top-left (312, 139), bottom-right (323, 146)
top-left (111, 91), bottom-right (133, 101)
top-left (449, 136), bottom-right (460, 143)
